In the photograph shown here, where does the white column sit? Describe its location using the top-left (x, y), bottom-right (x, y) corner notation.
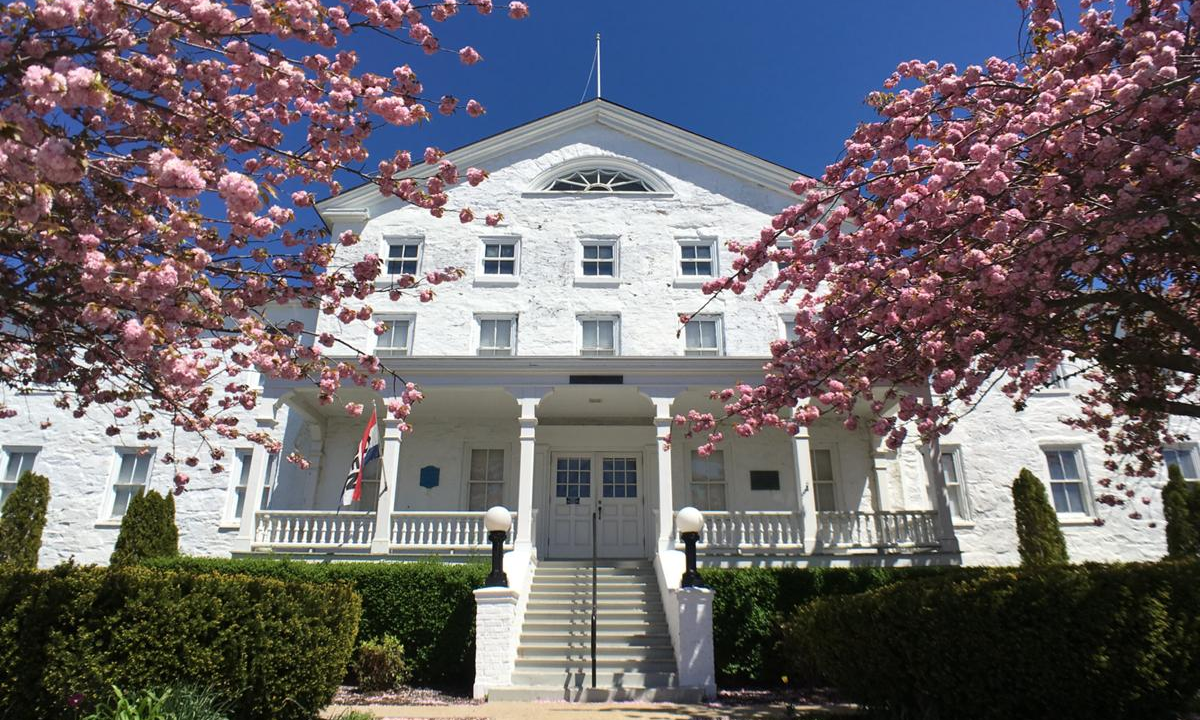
top-left (515, 398), bottom-right (538, 549)
top-left (370, 418), bottom-right (402, 554)
top-left (234, 444), bottom-right (269, 552)
top-left (870, 432), bottom-right (895, 512)
top-left (792, 426), bottom-right (819, 553)
top-left (651, 397), bottom-right (675, 552)
top-left (923, 435), bottom-right (960, 553)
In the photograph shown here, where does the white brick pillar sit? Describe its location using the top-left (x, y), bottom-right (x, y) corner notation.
top-left (791, 426), bottom-right (819, 553)
top-left (370, 418), bottom-right (402, 554)
top-left (675, 587), bottom-right (717, 698)
top-left (473, 587), bottom-right (519, 699)
top-left (651, 397), bottom-right (675, 552)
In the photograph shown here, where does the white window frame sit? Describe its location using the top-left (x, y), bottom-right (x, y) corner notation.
top-left (1, 447), bottom-right (39, 508)
top-left (1041, 446), bottom-right (1093, 517)
top-left (1026, 357), bottom-right (1071, 393)
top-left (578, 315), bottom-right (620, 357)
top-left (222, 449), bottom-right (255, 527)
top-left (577, 237), bottom-right (620, 285)
top-left (939, 446), bottom-right (972, 522)
top-left (376, 315), bottom-right (415, 355)
top-left (101, 448), bottom-right (154, 523)
top-left (476, 314), bottom-right (517, 357)
top-left (683, 315), bottom-right (725, 357)
top-left (779, 313), bottom-right (799, 343)
top-left (675, 237), bottom-right (718, 285)
top-left (465, 447), bottom-right (508, 511)
top-left (810, 445), bottom-right (839, 512)
top-left (1163, 444), bottom-right (1199, 481)
top-left (688, 449), bottom-right (727, 512)
top-left (383, 236), bottom-right (423, 277)
top-left (477, 236), bottom-right (520, 284)
top-left (774, 238), bottom-right (794, 274)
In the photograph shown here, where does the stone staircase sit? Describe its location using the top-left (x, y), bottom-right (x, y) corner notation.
top-left (488, 560), bottom-right (701, 702)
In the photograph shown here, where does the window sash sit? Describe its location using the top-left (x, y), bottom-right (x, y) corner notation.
top-left (581, 319), bottom-right (616, 356)
top-left (469, 449), bottom-right (505, 510)
top-left (580, 242), bottom-right (616, 276)
top-left (1164, 447), bottom-right (1198, 479)
top-left (555, 456), bottom-right (592, 499)
top-left (689, 450), bottom-right (726, 511)
top-left (811, 448), bottom-right (837, 512)
top-left (1044, 449), bottom-right (1088, 514)
top-left (377, 319), bottom-right (412, 353)
top-left (482, 242), bottom-right (517, 275)
top-left (679, 243), bottom-right (714, 276)
top-left (684, 319), bottom-right (721, 355)
top-left (386, 242), bottom-right (421, 276)
top-left (3, 451), bottom-right (37, 483)
top-left (939, 450), bottom-right (970, 520)
top-left (111, 450), bottom-right (152, 519)
top-left (478, 319), bottom-right (514, 356)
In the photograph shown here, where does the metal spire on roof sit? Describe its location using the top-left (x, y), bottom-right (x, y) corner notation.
top-left (596, 32), bottom-right (601, 99)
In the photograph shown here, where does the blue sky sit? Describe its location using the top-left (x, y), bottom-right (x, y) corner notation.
top-left (349, 1), bottom-right (1051, 179)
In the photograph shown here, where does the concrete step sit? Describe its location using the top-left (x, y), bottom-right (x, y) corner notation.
top-left (521, 620), bottom-right (667, 635)
top-left (526, 599), bottom-right (654, 612)
top-left (523, 610), bottom-right (667, 624)
top-left (519, 643), bottom-right (674, 659)
top-left (514, 657), bottom-right (676, 671)
top-left (529, 584), bottom-right (656, 594)
top-left (536, 560), bottom-right (650, 569)
top-left (519, 632), bottom-right (669, 645)
top-left (510, 669), bottom-right (678, 687)
top-left (488, 685), bottom-right (704, 703)
top-left (531, 578), bottom-right (657, 589)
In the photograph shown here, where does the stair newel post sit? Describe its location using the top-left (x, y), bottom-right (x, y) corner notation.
top-left (591, 504), bottom-right (598, 689)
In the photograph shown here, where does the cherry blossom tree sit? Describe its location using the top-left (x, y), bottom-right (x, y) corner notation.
top-left (0, 0), bottom-right (527, 490)
top-left (698, 0), bottom-right (1199, 506)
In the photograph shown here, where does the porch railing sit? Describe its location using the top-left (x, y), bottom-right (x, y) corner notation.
top-left (389, 511), bottom-right (519, 550)
top-left (253, 511), bottom-right (375, 548)
top-left (683, 511), bottom-right (805, 551)
top-left (815, 510), bottom-right (940, 550)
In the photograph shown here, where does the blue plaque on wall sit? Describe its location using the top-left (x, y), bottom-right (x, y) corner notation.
top-left (419, 465), bottom-right (440, 489)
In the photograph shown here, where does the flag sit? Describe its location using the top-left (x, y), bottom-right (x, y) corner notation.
top-left (342, 409), bottom-right (380, 506)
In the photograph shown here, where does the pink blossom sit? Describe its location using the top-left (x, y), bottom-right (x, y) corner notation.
top-left (458, 46), bottom-right (482, 65)
top-left (508, 1), bottom-right (528, 18)
top-left (216, 172), bottom-right (261, 214)
top-left (466, 99), bottom-right (485, 117)
top-left (466, 167), bottom-right (487, 186)
top-left (484, 212), bottom-right (503, 226)
top-left (35, 138), bottom-right (84, 183)
top-left (459, 207), bottom-right (474, 223)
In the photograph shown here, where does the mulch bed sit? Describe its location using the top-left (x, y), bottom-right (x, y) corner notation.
top-left (332, 685), bottom-right (482, 706)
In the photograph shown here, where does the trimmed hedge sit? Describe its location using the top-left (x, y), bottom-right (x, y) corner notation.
top-left (1164, 463), bottom-right (1200, 558)
top-left (146, 556), bottom-right (487, 686)
top-left (0, 471), bottom-right (50, 569)
top-left (784, 561), bottom-right (1200, 720)
top-left (111, 490), bottom-right (179, 566)
top-left (1012, 467), bottom-right (1069, 566)
top-left (700, 565), bottom-right (978, 685)
top-left (0, 564), bottom-right (360, 720)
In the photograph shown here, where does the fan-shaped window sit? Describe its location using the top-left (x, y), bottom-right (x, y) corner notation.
top-left (545, 168), bottom-right (654, 193)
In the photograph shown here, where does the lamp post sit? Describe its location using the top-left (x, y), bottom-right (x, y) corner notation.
top-left (483, 506), bottom-right (512, 587)
top-left (676, 506), bottom-right (705, 588)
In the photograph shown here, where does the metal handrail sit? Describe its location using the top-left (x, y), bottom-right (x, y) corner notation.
top-left (590, 503), bottom-right (598, 689)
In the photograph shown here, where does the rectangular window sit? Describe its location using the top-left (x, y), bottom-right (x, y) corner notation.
top-left (555, 456), bottom-right (592, 499)
top-left (580, 317), bottom-right (617, 356)
top-left (478, 317), bottom-right (516, 356)
top-left (229, 449), bottom-right (254, 521)
top-left (679, 240), bottom-right (716, 277)
top-left (261, 452), bottom-right (277, 509)
top-left (684, 317), bottom-right (723, 356)
top-left (1043, 448), bottom-right (1089, 514)
top-left (376, 317), bottom-right (413, 354)
top-left (810, 448), bottom-right (837, 511)
top-left (469, 449), bottom-right (505, 511)
top-left (1026, 358), bottom-right (1069, 390)
top-left (1, 448), bottom-right (38, 507)
top-left (601, 457), bottom-right (638, 498)
top-left (939, 448), bottom-right (971, 520)
top-left (1164, 446), bottom-right (1199, 480)
top-left (481, 238), bottom-right (518, 276)
top-left (689, 450), bottom-right (726, 511)
top-left (780, 314), bottom-right (799, 342)
top-left (775, 239), bottom-right (793, 271)
top-left (385, 239), bottom-right (421, 276)
top-left (580, 240), bottom-right (617, 277)
top-left (109, 449), bottom-right (153, 520)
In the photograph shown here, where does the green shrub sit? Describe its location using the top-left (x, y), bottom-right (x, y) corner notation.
top-left (145, 556), bottom-right (486, 686)
top-left (1164, 463), bottom-right (1200, 558)
top-left (354, 635), bottom-right (409, 692)
top-left (111, 490), bottom-right (179, 566)
top-left (83, 686), bottom-right (174, 720)
top-left (700, 565), bottom-right (978, 685)
top-left (0, 471), bottom-right (50, 569)
top-left (784, 561), bottom-right (1200, 720)
top-left (0, 564), bottom-right (360, 720)
top-left (1012, 467), bottom-right (1068, 566)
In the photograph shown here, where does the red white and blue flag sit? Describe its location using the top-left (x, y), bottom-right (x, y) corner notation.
top-left (342, 409), bottom-right (381, 506)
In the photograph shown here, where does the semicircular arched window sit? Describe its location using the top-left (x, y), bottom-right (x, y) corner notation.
top-left (544, 168), bottom-right (654, 193)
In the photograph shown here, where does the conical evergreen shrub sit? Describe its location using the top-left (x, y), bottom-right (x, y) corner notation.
top-left (0, 471), bottom-right (50, 569)
top-left (1012, 467), bottom-right (1069, 566)
top-left (110, 489), bottom-right (179, 566)
top-left (1163, 463), bottom-right (1200, 558)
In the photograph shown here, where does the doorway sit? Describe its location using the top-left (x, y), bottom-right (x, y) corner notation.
top-left (545, 451), bottom-right (645, 559)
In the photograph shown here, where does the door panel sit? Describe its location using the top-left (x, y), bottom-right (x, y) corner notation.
top-left (598, 456), bottom-right (643, 558)
top-left (548, 455), bottom-right (593, 559)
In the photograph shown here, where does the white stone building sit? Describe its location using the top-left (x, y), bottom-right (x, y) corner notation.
top-left (2, 99), bottom-right (1196, 700)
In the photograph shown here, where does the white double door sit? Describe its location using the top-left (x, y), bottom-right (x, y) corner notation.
top-left (547, 451), bottom-right (645, 559)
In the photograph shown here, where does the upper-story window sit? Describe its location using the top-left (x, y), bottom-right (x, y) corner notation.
top-left (385, 237), bottom-right (422, 276)
top-left (545, 168), bottom-right (653, 193)
top-left (1, 447), bottom-right (38, 507)
top-left (580, 239), bottom-right (617, 278)
top-left (678, 239), bottom-right (717, 278)
top-left (683, 316), bottom-right (723, 356)
top-left (1025, 357), bottom-right (1070, 391)
top-left (376, 316), bottom-right (414, 355)
top-left (1164, 445), bottom-right (1199, 480)
top-left (108, 449), bottom-right (154, 520)
top-left (480, 237), bottom-right (519, 277)
top-left (580, 316), bottom-right (619, 356)
top-left (1043, 447), bottom-right (1091, 515)
top-left (478, 316), bottom-right (517, 356)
